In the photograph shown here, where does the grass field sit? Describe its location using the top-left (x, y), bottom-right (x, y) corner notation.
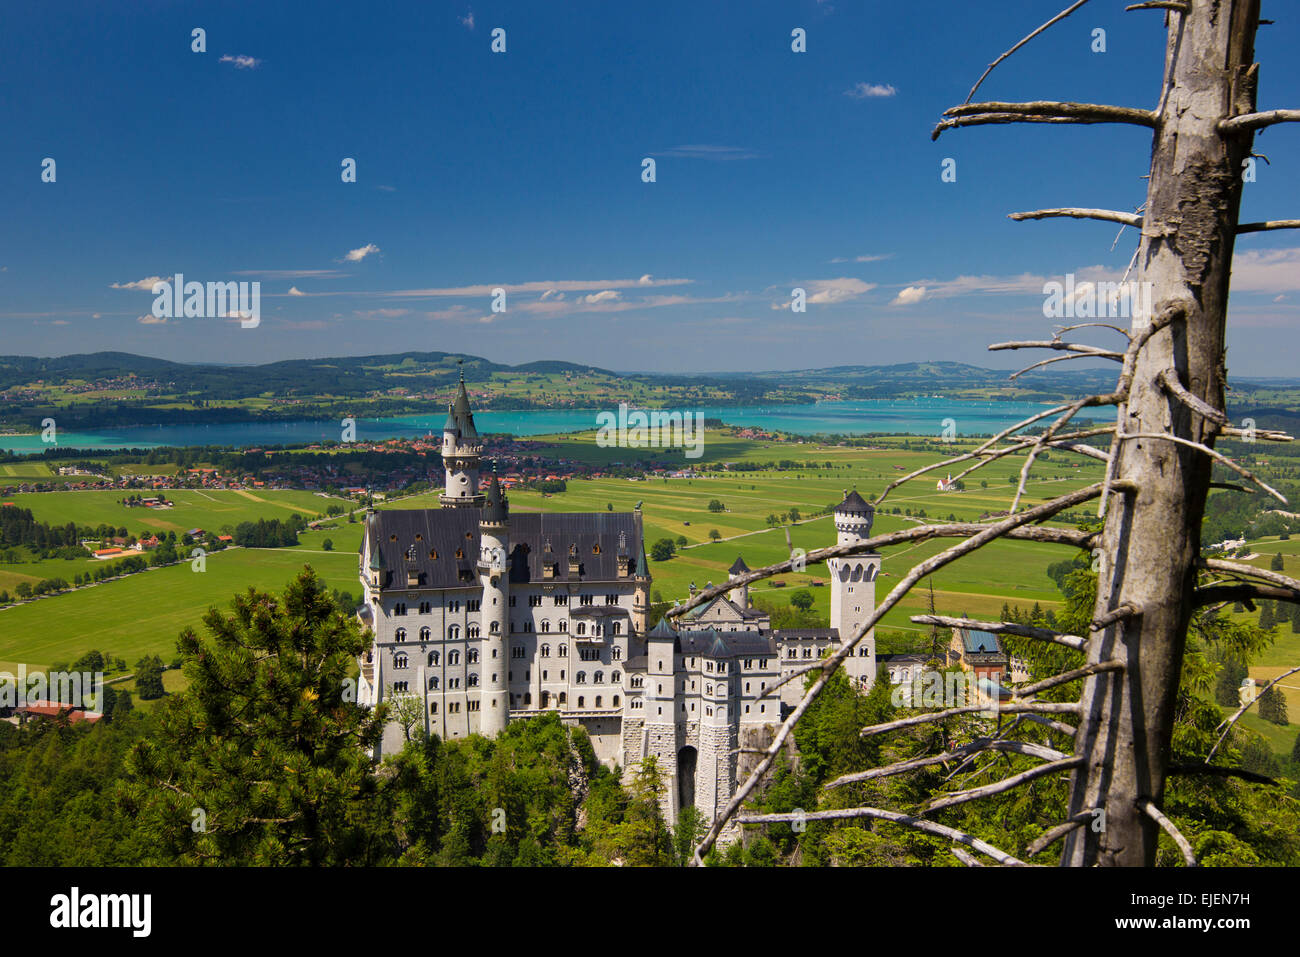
top-left (0, 546), bottom-right (358, 673)
top-left (4, 488), bottom-right (349, 534)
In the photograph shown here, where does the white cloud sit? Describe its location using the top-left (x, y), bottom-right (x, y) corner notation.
top-left (460, 9), bottom-right (475, 29)
top-left (137, 314), bottom-right (167, 324)
top-left (891, 285), bottom-right (927, 305)
top-left (344, 243), bottom-right (381, 262)
top-left (354, 308), bottom-right (411, 319)
top-left (580, 290), bottom-right (622, 304)
top-left (233, 269), bottom-right (344, 279)
top-left (288, 286), bottom-right (306, 297)
top-left (638, 274), bottom-right (654, 285)
top-left (219, 54), bottom-right (261, 69)
top-left (111, 276), bottom-right (165, 291)
top-left (845, 83), bottom-right (897, 99)
top-left (1230, 247), bottom-right (1300, 295)
top-left (830, 253), bottom-right (892, 264)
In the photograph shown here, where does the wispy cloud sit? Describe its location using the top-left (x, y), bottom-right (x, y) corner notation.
top-left (219, 54), bottom-right (261, 70)
top-left (1230, 247), bottom-right (1300, 295)
top-left (111, 276), bottom-right (164, 291)
top-left (234, 269), bottom-right (344, 279)
top-left (343, 243), bottom-right (381, 262)
top-left (830, 253), bottom-right (892, 264)
top-left (845, 82), bottom-right (897, 99)
top-left (460, 9), bottom-right (475, 29)
top-left (652, 145), bottom-right (765, 161)
top-left (137, 314), bottom-right (167, 324)
top-left (772, 278), bottom-right (876, 308)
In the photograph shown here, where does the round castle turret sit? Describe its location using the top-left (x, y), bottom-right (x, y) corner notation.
top-left (477, 472), bottom-right (510, 735)
top-left (440, 365), bottom-right (485, 508)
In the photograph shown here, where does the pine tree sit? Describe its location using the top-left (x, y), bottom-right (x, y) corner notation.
top-left (119, 568), bottom-right (390, 865)
top-left (1258, 685), bottom-right (1289, 727)
top-left (1272, 552), bottom-right (1286, 571)
top-left (1260, 602), bottom-right (1275, 630)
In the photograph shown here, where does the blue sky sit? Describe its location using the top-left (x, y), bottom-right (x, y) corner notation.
top-left (1, 0), bottom-right (1297, 374)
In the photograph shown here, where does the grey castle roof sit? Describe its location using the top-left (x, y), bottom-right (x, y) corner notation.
top-left (443, 377), bottom-right (479, 442)
top-left (367, 508), bottom-right (642, 589)
top-left (481, 473), bottom-right (508, 524)
top-left (728, 555), bottom-right (750, 575)
top-left (836, 488), bottom-right (873, 513)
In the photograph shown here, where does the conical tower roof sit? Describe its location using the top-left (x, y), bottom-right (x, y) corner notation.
top-left (481, 471), bottom-right (509, 524)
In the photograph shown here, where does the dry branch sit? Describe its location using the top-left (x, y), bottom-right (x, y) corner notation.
top-left (1238, 219), bottom-right (1300, 233)
top-left (1206, 664), bottom-right (1300, 761)
top-left (1009, 208), bottom-right (1143, 227)
top-left (1122, 432), bottom-right (1287, 503)
top-left (925, 756), bottom-right (1083, 812)
top-left (1139, 799), bottom-right (1197, 866)
top-left (1158, 368), bottom-right (1228, 426)
top-left (736, 805), bottom-right (1025, 865)
top-left (1220, 109), bottom-right (1300, 134)
top-left (935, 102), bottom-right (1157, 140)
top-left (965, 0), bottom-right (1094, 104)
top-left (909, 614), bottom-right (1088, 651)
top-left (861, 701), bottom-right (1082, 738)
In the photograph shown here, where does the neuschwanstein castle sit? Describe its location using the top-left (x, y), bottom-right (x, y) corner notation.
top-left (357, 377), bottom-right (881, 832)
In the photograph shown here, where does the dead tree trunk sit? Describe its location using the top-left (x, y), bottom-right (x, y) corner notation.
top-left (1063, 0), bottom-right (1261, 867)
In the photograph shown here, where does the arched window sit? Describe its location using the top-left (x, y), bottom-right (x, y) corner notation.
top-left (524, 692), bottom-right (532, 705)
top-left (541, 644), bottom-right (550, 657)
top-left (419, 627), bottom-right (431, 641)
top-left (612, 646), bottom-right (622, 660)
top-left (613, 695), bottom-right (620, 707)
top-left (428, 651), bottom-right (439, 666)
top-left (448, 624), bottom-right (460, 640)
top-left (395, 628), bottom-right (407, 643)
top-left (468, 673), bottom-right (479, 687)
top-left (541, 619), bottom-right (551, 633)
top-left (558, 692), bottom-right (567, 705)
top-left (594, 671), bottom-right (604, 684)
top-left (428, 676), bottom-right (439, 690)
top-left (576, 622), bottom-right (587, 635)
top-left (468, 649), bottom-right (479, 664)
top-left (490, 621), bottom-right (500, 633)
top-left (612, 671), bottom-right (621, 683)
top-left (577, 696), bottom-right (584, 708)
top-left (612, 621), bottom-right (621, 635)
top-left (576, 671), bottom-right (586, 684)
top-left (558, 644), bottom-right (567, 657)
top-left (559, 620), bottom-right (568, 632)
top-left (394, 654), bottom-right (408, 669)
top-left (468, 624), bottom-right (480, 638)
top-left (449, 650), bottom-right (461, 665)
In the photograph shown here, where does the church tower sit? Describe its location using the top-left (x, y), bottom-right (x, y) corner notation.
top-left (477, 472), bottom-right (510, 735)
top-left (829, 489), bottom-right (879, 688)
top-left (440, 364), bottom-right (485, 508)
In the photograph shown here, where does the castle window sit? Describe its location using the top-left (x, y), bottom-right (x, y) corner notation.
top-left (448, 625), bottom-right (460, 640)
top-left (468, 599), bottom-right (480, 612)
top-left (490, 621), bottom-right (499, 633)
top-left (558, 644), bottom-right (567, 657)
top-left (509, 596), bottom-right (516, 607)
top-left (512, 646), bottom-right (525, 659)
top-left (430, 702), bottom-right (438, 714)
top-left (429, 549), bottom-right (438, 560)
top-left (524, 692), bottom-right (531, 705)
top-left (429, 677), bottom-right (439, 690)
top-left (631, 676), bottom-right (643, 689)
top-left (468, 673), bottom-right (479, 687)
top-left (395, 628), bottom-right (407, 643)
top-left (595, 696), bottom-right (602, 708)
top-left (449, 702), bottom-right (460, 713)
top-left (394, 654), bottom-right (408, 669)
top-left (788, 649), bottom-right (797, 659)
top-left (559, 692), bottom-right (567, 705)
top-left (554, 594), bottom-right (568, 606)
top-left (578, 696), bottom-right (585, 708)
top-left (612, 646), bottom-right (622, 660)
top-left (559, 621), bottom-right (568, 632)
top-left (449, 650), bottom-right (461, 665)
top-left (612, 622), bottom-right (621, 636)
top-left (541, 643), bottom-right (550, 657)
top-left (468, 649), bottom-right (480, 664)
top-left (594, 671), bottom-right (604, 684)
top-left (393, 681), bottom-right (409, 693)
top-left (576, 622), bottom-right (586, 635)
top-left (541, 619), bottom-right (551, 633)
top-left (420, 627), bottom-right (431, 641)
top-left (468, 700), bottom-right (480, 712)
top-left (612, 671), bottom-right (621, 683)
top-left (419, 602), bottom-right (431, 615)
top-left (605, 594), bottom-right (618, 605)
top-left (613, 696), bottom-right (619, 707)
top-left (576, 672), bottom-right (586, 684)
top-left (468, 624), bottom-right (480, 639)
top-left (394, 603), bottom-right (407, 616)
top-left (428, 651), bottom-right (440, 666)
top-left (449, 600), bottom-right (461, 613)
top-left (745, 705), bottom-right (750, 714)
top-left (580, 595), bottom-right (594, 606)
top-left (529, 595), bottom-right (543, 607)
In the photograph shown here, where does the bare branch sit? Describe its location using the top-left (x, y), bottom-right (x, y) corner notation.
top-left (925, 757), bottom-right (1083, 812)
top-left (1021, 712), bottom-right (1078, 737)
top-left (935, 102), bottom-right (1157, 140)
top-left (909, 614), bottom-right (1088, 651)
top-left (1009, 208), bottom-right (1143, 227)
top-left (1010, 352), bottom-right (1121, 380)
top-left (1193, 582), bottom-right (1300, 608)
top-left (1157, 368), bottom-right (1228, 427)
top-left (950, 846), bottom-right (986, 867)
top-left (1220, 425), bottom-right (1293, 442)
top-left (736, 806), bottom-right (1025, 866)
top-left (1203, 558), bottom-right (1300, 594)
top-left (826, 737), bottom-right (1068, 789)
top-left (1238, 219), bottom-right (1300, 234)
top-left (1206, 665), bottom-right (1300, 761)
top-left (964, 0), bottom-right (1098, 104)
top-left (861, 701), bottom-right (1082, 738)
top-left (1092, 602), bottom-right (1141, 631)
top-left (1123, 432), bottom-right (1288, 503)
top-left (1054, 322), bottom-right (1133, 339)
top-left (988, 340), bottom-right (1125, 360)
top-left (1139, 799), bottom-right (1197, 866)
top-left (1220, 110), bottom-right (1300, 134)
top-left (1126, 1), bottom-right (1189, 11)
top-left (1015, 660), bottom-right (1125, 698)
top-left (1024, 813), bottom-right (1095, 857)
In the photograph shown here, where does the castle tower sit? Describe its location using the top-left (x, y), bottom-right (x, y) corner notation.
top-left (477, 472), bottom-right (510, 735)
top-left (440, 364), bottom-right (485, 508)
top-left (829, 489), bottom-right (879, 689)
top-left (727, 555), bottom-right (750, 609)
top-left (631, 508), bottom-right (652, 635)
top-left (641, 616), bottom-right (680, 823)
